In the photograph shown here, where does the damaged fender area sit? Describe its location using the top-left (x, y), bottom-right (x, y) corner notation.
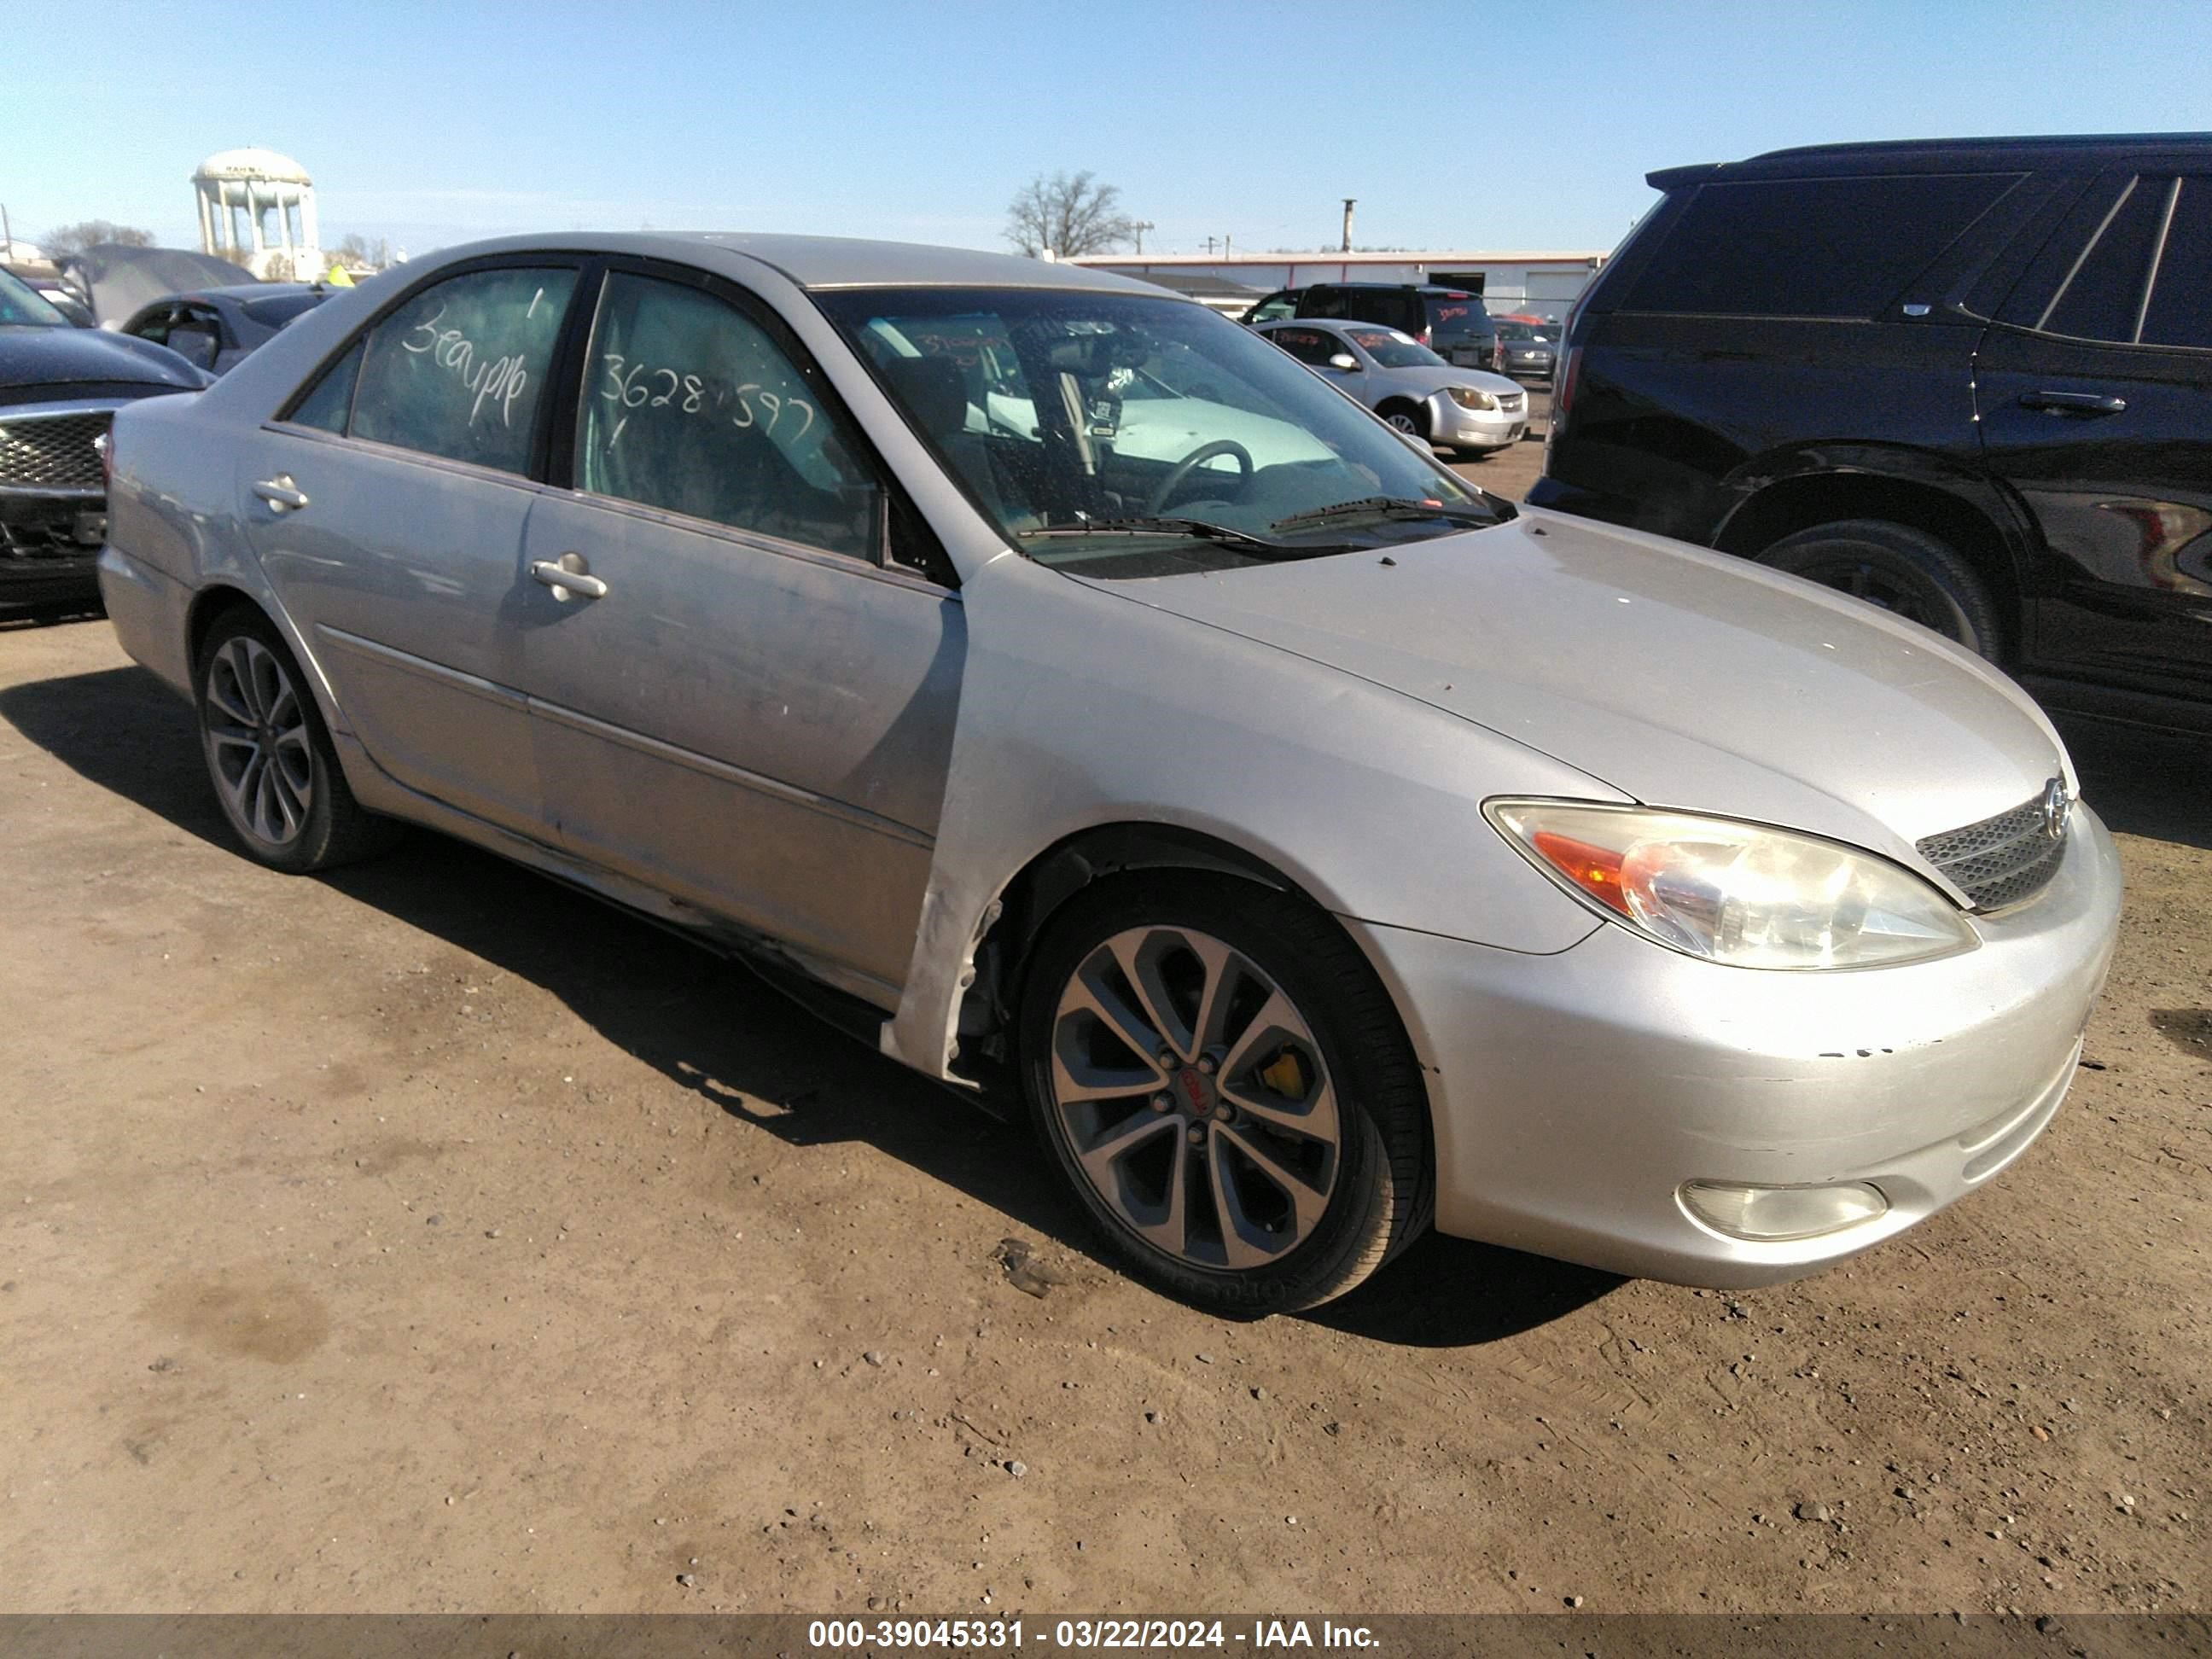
top-left (881, 549), bottom-right (1617, 1084)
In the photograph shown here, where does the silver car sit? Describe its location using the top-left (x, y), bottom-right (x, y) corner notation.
top-left (97, 233), bottom-right (2122, 1314)
top-left (1254, 317), bottom-right (1527, 458)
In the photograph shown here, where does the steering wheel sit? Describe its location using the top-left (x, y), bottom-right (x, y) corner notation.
top-left (1144, 439), bottom-right (1254, 514)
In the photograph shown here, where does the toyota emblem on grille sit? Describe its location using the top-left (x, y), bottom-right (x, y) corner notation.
top-left (2040, 777), bottom-right (2072, 841)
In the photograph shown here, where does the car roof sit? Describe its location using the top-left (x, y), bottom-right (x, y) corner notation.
top-left (415, 231), bottom-right (1167, 296)
top-left (1650, 131), bottom-right (2212, 191)
top-left (1309, 281), bottom-right (1475, 295)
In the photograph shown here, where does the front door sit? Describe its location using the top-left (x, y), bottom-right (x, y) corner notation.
top-left (236, 260), bottom-right (581, 833)
top-left (1977, 171), bottom-right (2212, 701)
top-left (514, 267), bottom-right (963, 998)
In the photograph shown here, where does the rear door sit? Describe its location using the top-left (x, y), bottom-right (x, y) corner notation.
top-left (512, 263), bottom-right (963, 999)
top-left (1976, 171), bottom-right (2212, 700)
top-left (234, 259), bottom-right (582, 833)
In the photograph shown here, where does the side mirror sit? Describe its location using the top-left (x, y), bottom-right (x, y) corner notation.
top-left (1327, 353), bottom-right (1359, 371)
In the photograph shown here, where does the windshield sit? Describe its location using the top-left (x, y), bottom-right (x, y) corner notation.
top-left (816, 287), bottom-right (1499, 576)
top-left (1495, 322), bottom-right (1551, 342)
top-left (1344, 328), bottom-right (1444, 369)
top-left (0, 268), bottom-right (68, 328)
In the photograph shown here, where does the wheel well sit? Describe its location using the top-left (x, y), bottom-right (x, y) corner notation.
top-left (952, 824), bottom-right (1313, 1078)
top-left (1714, 474), bottom-right (2022, 659)
top-left (184, 585), bottom-right (264, 672)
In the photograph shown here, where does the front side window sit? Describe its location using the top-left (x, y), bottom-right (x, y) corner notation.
top-left (346, 266), bottom-right (577, 474)
top-left (574, 273), bottom-right (877, 559)
top-left (1244, 291), bottom-right (1298, 323)
top-left (2143, 176), bottom-right (2212, 348)
top-left (819, 287), bottom-right (1499, 579)
top-left (2036, 176), bottom-right (2170, 342)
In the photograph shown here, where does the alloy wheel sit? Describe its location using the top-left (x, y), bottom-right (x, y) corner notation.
top-left (1046, 926), bottom-right (1341, 1271)
top-left (204, 636), bottom-right (315, 848)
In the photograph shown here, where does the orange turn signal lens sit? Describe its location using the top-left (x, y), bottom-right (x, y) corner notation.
top-left (1529, 830), bottom-right (1630, 914)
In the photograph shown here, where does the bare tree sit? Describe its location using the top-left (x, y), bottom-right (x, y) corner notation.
top-left (1004, 172), bottom-right (1140, 259)
top-left (332, 232), bottom-right (391, 271)
top-left (41, 220), bottom-right (156, 258)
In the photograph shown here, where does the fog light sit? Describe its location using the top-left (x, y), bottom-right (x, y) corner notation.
top-left (1679, 1180), bottom-right (1888, 1242)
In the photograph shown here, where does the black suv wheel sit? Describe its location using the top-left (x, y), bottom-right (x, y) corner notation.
top-left (1759, 520), bottom-right (2001, 658)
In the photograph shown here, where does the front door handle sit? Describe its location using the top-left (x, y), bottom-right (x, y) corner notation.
top-left (530, 555), bottom-right (608, 601)
top-left (2017, 389), bottom-right (2128, 416)
top-left (252, 475), bottom-right (310, 511)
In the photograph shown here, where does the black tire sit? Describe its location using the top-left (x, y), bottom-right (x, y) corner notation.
top-left (1758, 519), bottom-right (2002, 658)
top-left (1378, 400), bottom-right (1429, 441)
top-left (1018, 873), bottom-right (1432, 1314)
top-left (195, 608), bottom-right (399, 872)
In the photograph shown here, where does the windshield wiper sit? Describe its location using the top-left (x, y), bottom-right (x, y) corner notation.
top-left (1267, 496), bottom-right (1499, 533)
top-left (1024, 516), bottom-right (1348, 556)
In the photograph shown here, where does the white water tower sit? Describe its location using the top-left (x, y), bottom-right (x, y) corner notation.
top-left (193, 148), bottom-right (321, 281)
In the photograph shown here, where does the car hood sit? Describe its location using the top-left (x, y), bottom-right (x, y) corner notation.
top-left (1074, 506), bottom-right (2072, 875)
top-left (0, 323), bottom-right (207, 393)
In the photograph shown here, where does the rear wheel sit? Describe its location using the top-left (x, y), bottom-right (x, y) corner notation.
top-left (1758, 519), bottom-right (2001, 657)
top-left (195, 608), bottom-right (398, 872)
top-left (1019, 874), bottom-right (1430, 1313)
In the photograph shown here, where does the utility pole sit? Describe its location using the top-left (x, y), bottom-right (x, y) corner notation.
top-left (1132, 219), bottom-right (1155, 255)
top-left (1, 201), bottom-right (13, 260)
top-left (1341, 198), bottom-right (1356, 253)
top-left (1224, 233), bottom-right (1232, 257)
top-left (1203, 236), bottom-right (1218, 256)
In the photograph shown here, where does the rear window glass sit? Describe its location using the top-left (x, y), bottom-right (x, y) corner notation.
top-left (241, 290), bottom-right (327, 329)
top-left (1627, 173), bottom-right (2020, 317)
top-left (1425, 296), bottom-right (1488, 336)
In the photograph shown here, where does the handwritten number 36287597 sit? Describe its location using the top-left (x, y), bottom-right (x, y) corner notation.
top-left (600, 352), bottom-right (814, 441)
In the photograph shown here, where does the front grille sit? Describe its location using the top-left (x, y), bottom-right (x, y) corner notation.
top-left (0, 412), bottom-right (111, 493)
top-left (1499, 392), bottom-right (1525, 411)
top-left (1916, 788), bottom-right (2069, 911)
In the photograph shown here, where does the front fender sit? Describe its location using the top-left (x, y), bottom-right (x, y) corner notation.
top-left (882, 555), bottom-right (1616, 1079)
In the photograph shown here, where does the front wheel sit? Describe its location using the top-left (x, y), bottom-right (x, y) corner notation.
top-left (196, 608), bottom-right (399, 872)
top-left (1019, 875), bottom-right (1431, 1313)
top-left (1379, 402), bottom-right (1429, 440)
top-left (1758, 519), bottom-right (2001, 657)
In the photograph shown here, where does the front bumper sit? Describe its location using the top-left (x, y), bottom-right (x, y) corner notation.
top-left (0, 496), bottom-right (105, 612)
top-left (1432, 396), bottom-right (1527, 450)
top-left (1349, 804), bottom-right (2122, 1286)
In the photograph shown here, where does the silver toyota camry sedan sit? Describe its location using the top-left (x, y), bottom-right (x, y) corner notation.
top-left (96, 233), bottom-right (2122, 1313)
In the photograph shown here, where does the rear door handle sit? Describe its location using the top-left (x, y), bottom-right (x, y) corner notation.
top-left (2017, 389), bottom-right (2127, 416)
top-left (252, 475), bottom-right (310, 511)
top-left (530, 556), bottom-right (608, 601)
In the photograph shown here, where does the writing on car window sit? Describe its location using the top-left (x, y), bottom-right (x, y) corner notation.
top-left (574, 273), bottom-right (876, 560)
top-left (347, 267), bottom-right (577, 474)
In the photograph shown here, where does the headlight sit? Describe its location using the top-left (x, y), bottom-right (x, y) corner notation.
top-left (1485, 800), bottom-right (1977, 970)
top-left (1446, 386), bottom-right (1498, 410)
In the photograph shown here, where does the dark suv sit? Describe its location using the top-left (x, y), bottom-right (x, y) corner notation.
top-left (1243, 283), bottom-right (1497, 368)
top-left (1531, 133), bottom-right (2212, 735)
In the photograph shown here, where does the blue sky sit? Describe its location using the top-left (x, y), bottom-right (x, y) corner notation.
top-left (9, 0), bottom-right (2211, 261)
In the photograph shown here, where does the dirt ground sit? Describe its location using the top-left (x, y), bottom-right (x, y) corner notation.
top-left (3, 496), bottom-right (2207, 1616)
